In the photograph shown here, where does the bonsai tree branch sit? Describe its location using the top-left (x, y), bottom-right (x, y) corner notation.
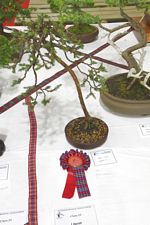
top-left (53, 53), bottom-right (90, 118)
top-left (99, 22), bottom-right (131, 33)
top-left (120, 8), bottom-right (147, 90)
top-left (99, 7), bottom-right (148, 90)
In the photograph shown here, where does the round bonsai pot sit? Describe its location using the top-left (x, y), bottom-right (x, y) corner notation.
top-left (144, 10), bottom-right (150, 26)
top-left (65, 117), bottom-right (108, 149)
top-left (66, 24), bottom-right (99, 43)
top-left (100, 73), bottom-right (150, 115)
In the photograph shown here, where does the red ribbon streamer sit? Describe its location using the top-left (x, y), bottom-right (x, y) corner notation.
top-left (62, 168), bottom-right (76, 198)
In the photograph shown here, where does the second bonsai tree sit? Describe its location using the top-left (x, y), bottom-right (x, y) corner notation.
top-left (98, 0), bottom-right (150, 115)
top-left (48, 0), bottom-right (100, 43)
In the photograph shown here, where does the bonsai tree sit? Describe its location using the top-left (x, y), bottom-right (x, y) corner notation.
top-left (0, 0), bottom-right (30, 36)
top-left (98, 0), bottom-right (150, 115)
top-left (8, 13), bottom-right (108, 149)
top-left (48, 0), bottom-right (100, 43)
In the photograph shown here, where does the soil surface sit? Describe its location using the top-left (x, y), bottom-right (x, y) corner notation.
top-left (106, 73), bottom-right (150, 100)
top-left (65, 117), bottom-right (108, 149)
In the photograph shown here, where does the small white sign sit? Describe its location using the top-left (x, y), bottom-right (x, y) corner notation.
top-left (0, 164), bottom-right (9, 180)
top-left (91, 149), bottom-right (117, 166)
top-left (54, 205), bottom-right (99, 225)
top-left (139, 123), bottom-right (150, 136)
top-left (0, 210), bottom-right (26, 225)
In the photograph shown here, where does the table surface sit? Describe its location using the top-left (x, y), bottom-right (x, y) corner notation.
top-left (0, 23), bottom-right (150, 225)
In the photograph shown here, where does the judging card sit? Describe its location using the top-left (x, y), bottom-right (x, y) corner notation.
top-left (0, 164), bottom-right (10, 192)
top-left (0, 164), bottom-right (9, 180)
top-left (0, 210), bottom-right (26, 225)
top-left (138, 123), bottom-right (150, 136)
top-left (91, 149), bottom-right (117, 166)
top-left (54, 205), bottom-right (98, 225)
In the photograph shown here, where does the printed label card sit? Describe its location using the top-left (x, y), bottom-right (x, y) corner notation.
top-left (138, 123), bottom-right (150, 137)
top-left (0, 164), bottom-right (10, 192)
top-left (91, 149), bottom-right (117, 166)
top-left (54, 205), bottom-right (99, 225)
top-left (0, 210), bottom-right (26, 225)
top-left (0, 164), bottom-right (9, 180)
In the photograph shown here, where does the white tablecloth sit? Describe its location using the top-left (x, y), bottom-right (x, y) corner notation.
top-left (0, 24), bottom-right (150, 225)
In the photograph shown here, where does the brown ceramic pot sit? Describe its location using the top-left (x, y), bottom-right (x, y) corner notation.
top-left (66, 25), bottom-right (99, 43)
top-left (65, 117), bottom-right (108, 149)
top-left (100, 74), bottom-right (150, 116)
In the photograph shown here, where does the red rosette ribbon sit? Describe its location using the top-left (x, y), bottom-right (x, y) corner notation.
top-left (60, 149), bottom-right (91, 199)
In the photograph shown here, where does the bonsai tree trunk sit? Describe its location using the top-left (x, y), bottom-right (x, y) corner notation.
top-left (120, 8), bottom-right (147, 90)
top-left (54, 54), bottom-right (109, 149)
top-left (54, 53), bottom-right (90, 118)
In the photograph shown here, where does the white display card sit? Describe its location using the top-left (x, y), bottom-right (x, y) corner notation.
top-left (0, 210), bottom-right (26, 225)
top-left (54, 205), bottom-right (99, 225)
top-left (91, 149), bottom-right (117, 166)
top-left (139, 123), bottom-right (150, 136)
top-left (0, 164), bottom-right (9, 180)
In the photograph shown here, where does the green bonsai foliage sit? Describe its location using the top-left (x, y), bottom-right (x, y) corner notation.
top-left (105, 0), bottom-right (147, 7)
top-left (0, 35), bottom-right (19, 67)
top-left (10, 14), bottom-right (105, 107)
top-left (0, 0), bottom-right (31, 68)
top-left (136, 0), bottom-right (150, 14)
top-left (0, 35), bottom-right (12, 67)
top-left (106, 0), bottom-right (150, 15)
top-left (47, 0), bottom-right (106, 97)
top-left (0, 35), bottom-right (15, 67)
top-left (48, 0), bottom-right (100, 34)
top-left (0, 0), bottom-right (30, 34)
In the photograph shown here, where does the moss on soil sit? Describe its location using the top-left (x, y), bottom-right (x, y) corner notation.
top-left (68, 24), bottom-right (96, 35)
top-left (106, 74), bottom-right (150, 100)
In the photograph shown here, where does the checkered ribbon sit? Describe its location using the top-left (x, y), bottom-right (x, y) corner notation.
top-left (25, 97), bottom-right (38, 225)
top-left (60, 149), bottom-right (91, 199)
top-left (0, 28), bottom-right (130, 115)
top-left (72, 166), bottom-right (91, 198)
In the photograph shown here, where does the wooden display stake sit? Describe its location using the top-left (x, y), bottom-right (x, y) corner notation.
top-left (133, 16), bottom-right (150, 43)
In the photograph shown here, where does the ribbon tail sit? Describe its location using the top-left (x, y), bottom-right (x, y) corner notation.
top-left (73, 167), bottom-right (91, 198)
top-left (62, 169), bottom-right (76, 199)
